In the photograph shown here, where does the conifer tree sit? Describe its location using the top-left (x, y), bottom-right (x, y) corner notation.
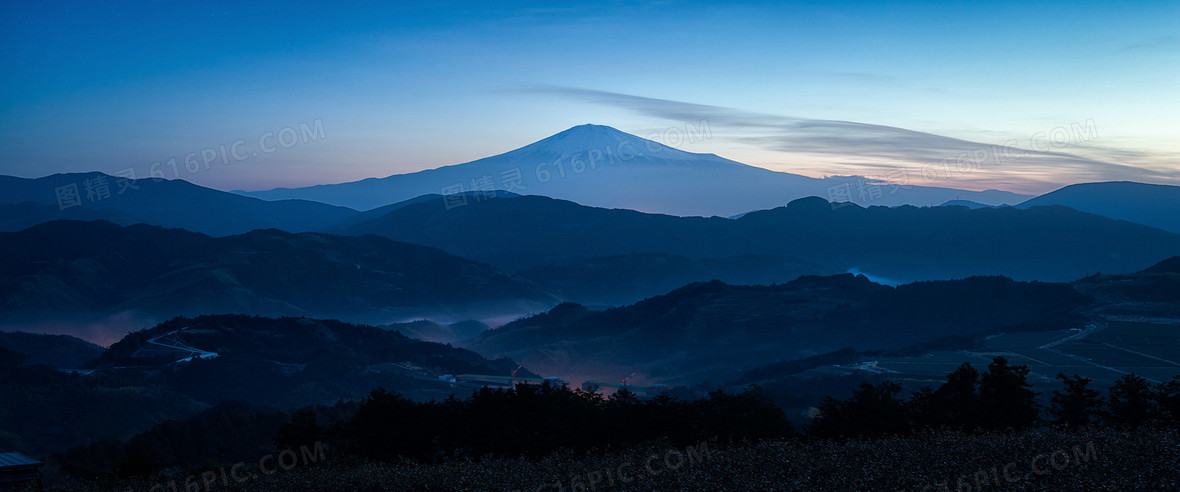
top-left (1049, 373), bottom-right (1102, 427)
top-left (1107, 374), bottom-right (1158, 429)
top-left (979, 357), bottom-right (1039, 430)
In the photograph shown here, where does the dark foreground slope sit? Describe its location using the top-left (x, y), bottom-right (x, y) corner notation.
top-left (0, 315), bottom-right (534, 456)
top-left (0, 345), bottom-right (204, 457)
top-left (66, 427), bottom-right (1179, 492)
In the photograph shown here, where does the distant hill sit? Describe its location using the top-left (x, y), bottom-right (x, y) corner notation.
top-left (1143, 256), bottom-right (1180, 274)
top-left (341, 193), bottom-right (1180, 286)
top-left (385, 319), bottom-right (490, 344)
top-left (739, 254), bottom-right (1180, 409)
top-left (733, 197), bottom-right (1180, 281)
top-left (0, 172), bottom-right (358, 236)
top-left (0, 345), bottom-right (204, 456)
top-left (940, 199), bottom-right (1000, 209)
top-left (1072, 255), bottom-right (1180, 316)
top-left (0, 201), bottom-right (141, 232)
top-left (323, 191), bottom-right (519, 233)
top-left (91, 314), bottom-right (532, 408)
top-left (1017, 181), bottom-right (1180, 234)
top-left (0, 332), bottom-right (104, 369)
top-left (240, 124), bottom-right (1029, 215)
top-left (518, 253), bottom-right (824, 306)
top-left (462, 274), bottom-right (1089, 385)
top-left (0, 221), bottom-right (554, 342)
top-left (342, 193), bottom-right (732, 271)
top-left (2, 314), bottom-right (534, 456)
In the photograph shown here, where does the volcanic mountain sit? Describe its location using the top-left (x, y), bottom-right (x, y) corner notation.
top-left (240, 124), bottom-right (1028, 216)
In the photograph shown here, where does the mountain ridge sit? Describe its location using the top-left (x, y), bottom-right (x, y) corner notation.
top-left (239, 124), bottom-right (1031, 215)
top-left (0, 172), bottom-right (358, 236)
top-left (461, 274), bottom-right (1090, 386)
top-left (339, 192), bottom-right (1180, 287)
top-left (1016, 181), bottom-right (1180, 234)
top-left (0, 220), bottom-right (555, 343)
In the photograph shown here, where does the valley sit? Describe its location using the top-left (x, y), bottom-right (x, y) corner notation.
top-left (6, 3), bottom-right (1180, 490)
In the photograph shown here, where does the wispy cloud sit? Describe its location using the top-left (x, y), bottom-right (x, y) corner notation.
top-left (529, 86), bottom-right (1178, 193)
top-left (1114, 36), bottom-right (1180, 53)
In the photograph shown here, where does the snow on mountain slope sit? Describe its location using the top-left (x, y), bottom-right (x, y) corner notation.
top-left (239, 124), bottom-right (1029, 216)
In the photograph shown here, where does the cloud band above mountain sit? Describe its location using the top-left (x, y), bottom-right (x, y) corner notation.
top-left (533, 87), bottom-right (1177, 194)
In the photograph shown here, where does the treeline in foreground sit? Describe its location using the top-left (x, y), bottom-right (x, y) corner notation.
top-left (55, 384), bottom-right (792, 483)
top-left (48, 358), bottom-right (1180, 490)
top-left (809, 357), bottom-right (1180, 438)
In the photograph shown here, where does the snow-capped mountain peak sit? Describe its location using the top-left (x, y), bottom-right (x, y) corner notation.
top-left (239, 124), bottom-right (1030, 216)
top-left (499, 124), bottom-right (718, 165)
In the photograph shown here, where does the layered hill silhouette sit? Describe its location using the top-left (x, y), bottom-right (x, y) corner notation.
top-left (728, 255), bottom-right (1180, 402)
top-left (0, 331), bottom-right (103, 369)
top-left (91, 314), bottom-right (531, 407)
top-left (461, 274), bottom-right (1090, 385)
top-left (0, 221), bottom-right (554, 340)
top-left (340, 193), bottom-right (1180, 286)
top-left (517, 253), bottom-right (823, 306)
top-left (1017, 181), bottom-right (1180, 234)
top-left (240, 124), bottom-right (1029, 216)
top-left (6, 191), bottom-right (1176, 328)
top-left (939, 199), bottom-right (1000, 209)
top-left (0, 172), bottom-right (357, 236)
top-left (1, 315), bottom-right (533, 455)
top-left (384, 319), bottom-right (491, 345)
top-left (1072, 255), bottom-right (1180, 317)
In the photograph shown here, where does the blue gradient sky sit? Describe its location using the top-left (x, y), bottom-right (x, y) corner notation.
top-left (2, 1), bottom-right (1177, 194)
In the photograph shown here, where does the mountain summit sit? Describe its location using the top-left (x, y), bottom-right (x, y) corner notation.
top-left (502, 124), bottom-right (723, 165)
top-left (240, 125), bottom-right (1027, 216)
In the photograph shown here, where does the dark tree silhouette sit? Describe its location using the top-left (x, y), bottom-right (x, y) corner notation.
top-left (697, 386), bottom-right (797, 443)
top-left (808, 381), bottom-right (909, 438)
top-left (332, 383), bottom-right (793, 462)
top-left (54, 360), bottom-right (1180, 481)
top-left (274, 407), bottom-right (327, 451)
top-left (1107, 374), bottom-right (1159, 429)
top-left (978, 357), bottom-right (1039, 430)
top-left (916, 363), bottom-right (981, 430)
top-left (905, 386), bottom-right (935, 428)
top-left (342, 388), bottom-right (426, 460)
top-left (1050, 373), bottom-right (1103, 428)
top-left (807, 395), bottom-right (849, 438)
top-left (1159, 376), bottom-right (1180, 426)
